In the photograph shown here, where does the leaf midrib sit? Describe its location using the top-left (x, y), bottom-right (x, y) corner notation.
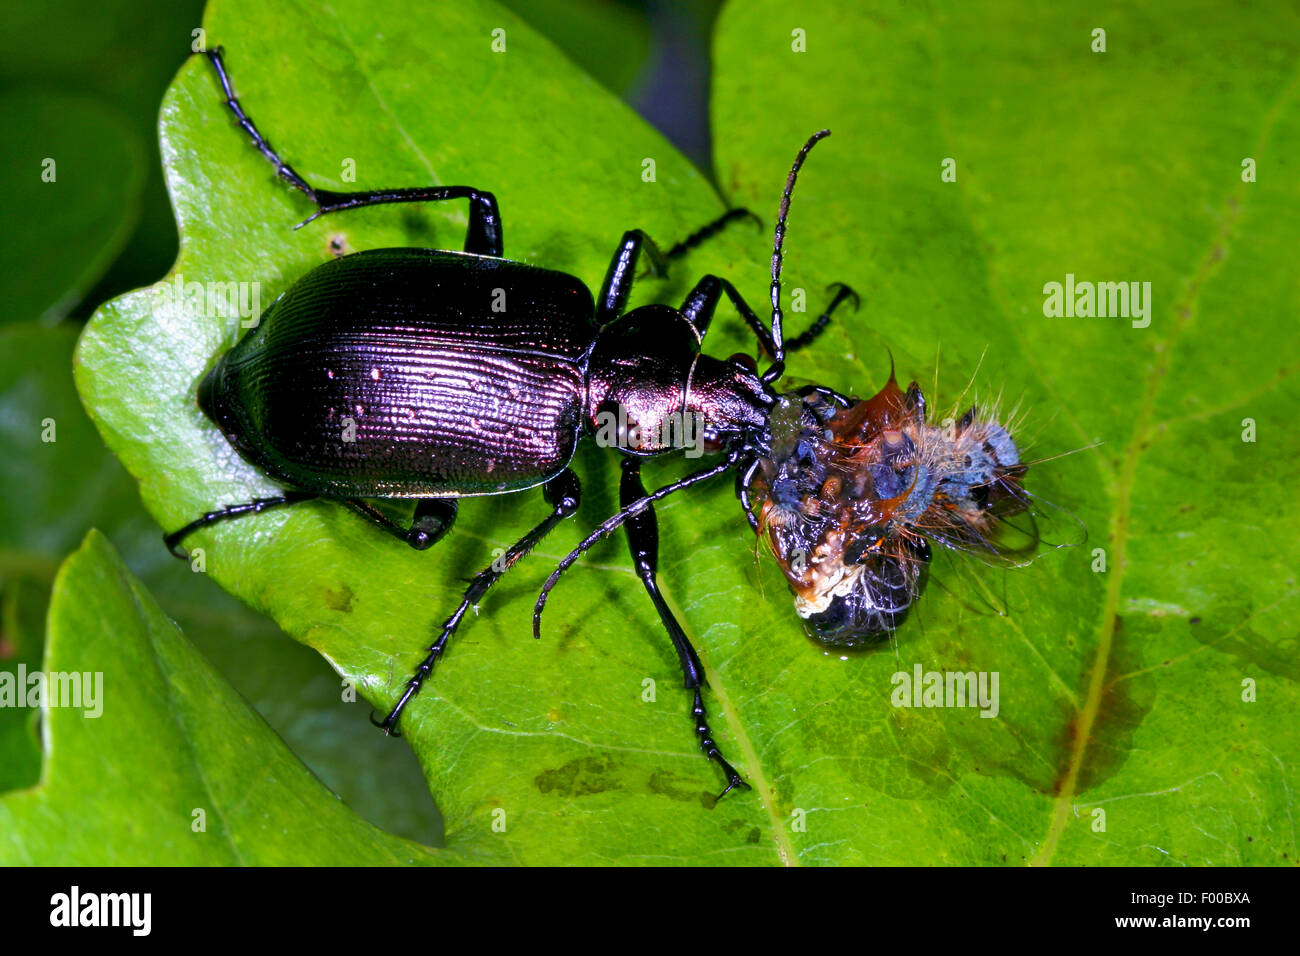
top-left (1029, 56), bottom-right (1300, 865)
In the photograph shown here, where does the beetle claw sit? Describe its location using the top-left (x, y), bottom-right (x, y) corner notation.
top-left (711, 773), bottom-right (751, 806)
top-left (827, 281), bottom-right (862, 311)
top-left (370, 709), bottom-right (403, 738)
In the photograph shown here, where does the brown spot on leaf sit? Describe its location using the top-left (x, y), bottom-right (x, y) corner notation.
top-left (535, 756), bottom-right (623, 797)
top-left (323, 584), bottom-right (354, 613)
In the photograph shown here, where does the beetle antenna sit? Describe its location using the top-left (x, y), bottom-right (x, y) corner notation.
top-left (532, 452), bottom-right (740, 638)
top-left (764, 128), bottom-right (832, 386)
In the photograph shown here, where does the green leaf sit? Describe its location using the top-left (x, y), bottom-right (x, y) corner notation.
top-left (74, 0), bottom-right (1297, 865)
top-left (77, 0), bottom-right (772, 865)
top-left (709, 0), bottom-right (1299, 864)
top-left (1, 323), bottom-right (142, 792)
top-left (0, 573), bottom-right (44, 792)
top-left (0, 91), bottom-right (146, 323)
top-left (0, 530), bottom-right (444, 864)
top-left (0, 323), bottom-right (439, 843)
top-left (498, 0), bottom-right (650, 96)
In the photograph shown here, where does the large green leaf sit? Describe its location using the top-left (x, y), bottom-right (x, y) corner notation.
top-left (0, 91), bottom-right (145, 323)
top-left (0, 531), bottom-right (442, 864)
top-left (498, 0), bottom-right (650, 96)
top-left (0, 323), bottom-right (438, 843)
top-left (710, 0), bottom-right (1299, 865)
top-left (74, 0), bottom-right (1297, 864)
top-left (0, 325), bottom-right (144, 792)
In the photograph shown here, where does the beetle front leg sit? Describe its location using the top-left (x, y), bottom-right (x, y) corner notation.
top-left (679, 276), bottom-right (859, 356)
top-left (784, 282), bottom-right (860, 352)
top-left (735, 457), bottom-right (762, 534)
top-left (663, 207), bottom-right (761, 261)
top-left (619, 457), bottom-right (750, 801)
top-left (376, 470), bottom-right (581, 736)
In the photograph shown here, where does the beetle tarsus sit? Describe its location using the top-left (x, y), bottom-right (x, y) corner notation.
top-left (202, 47), bottom-right (318, 199)
top-left (369, 709), bottom-right (403, 738)
top-left (785, 281), bottom-right (861, 353)
top-left (664, 207), bottom-right (761, 261)
top-left (164, 492), bottom-right (317, 558)
top-left (693, 689), bottom-right (751, 802)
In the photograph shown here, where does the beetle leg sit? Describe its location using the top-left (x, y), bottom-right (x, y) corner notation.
top-left (597, 209), bottom-right (762, 327)
top-left (341, 498), bottom-right (458, 551)
top-left (679, 274), bottom-right (767, 345)
top-left (163, 491), bottom-right (317, 558)
top-left (619, 457), bottom-right (750, 802)
top-left (201, 49), bottom-right (503, 255)
top-left (375, 470), bottom-right (582, 736)
top-left (596, 230), bottom-right (667, 325)
top-left (202, 49), bottom-right (317, 200)
top-left (784, 282), bottom-right (861, 353)
top-left (735, 457), bottom-right (762, 533)
top-left (302, 186), bottom-right (503, 257)
top-left (663, 207), bottom-right (761, 261)
top-left (679, 276), bottom-right (859, 356)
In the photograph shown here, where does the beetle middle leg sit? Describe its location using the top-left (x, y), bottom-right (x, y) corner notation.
top-left (376, 469), bottom-right (582, 735)
top-left (619, 457), bottom-right (750, 800)
top-left (202, 48), bottom-right (503, 256)
top-left (596, 229), bottom-right (668, 324)
top-left (341, 498), bottom-right (458, 551)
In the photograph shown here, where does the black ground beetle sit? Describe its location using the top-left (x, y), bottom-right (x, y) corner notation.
top-left (168, 49), bottom-right (862, 799)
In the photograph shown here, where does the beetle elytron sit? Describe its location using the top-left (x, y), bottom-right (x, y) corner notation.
top-left (168, 49), bottom-right (1038, 800)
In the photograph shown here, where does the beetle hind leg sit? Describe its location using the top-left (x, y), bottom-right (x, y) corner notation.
top-left (164, 491), bottom-right (317, 558)
top-left (201, 47), bottom-right (504, 256)
top-left (301, 186), bottom-right (503, 257)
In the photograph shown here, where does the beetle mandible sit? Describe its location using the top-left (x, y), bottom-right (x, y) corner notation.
top-left (169, 48), bottom-right (867, 800)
